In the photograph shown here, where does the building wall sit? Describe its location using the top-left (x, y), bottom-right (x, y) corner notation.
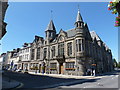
top-left (26, 28), bottom-right (114, 76)
top-left (0, 0), bottom-right (8, 39)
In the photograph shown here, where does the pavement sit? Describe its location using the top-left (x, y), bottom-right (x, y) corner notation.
top-left (28, 71), bottom-right (99, 79)
top-left (1, 69), bottom-right (119, 89)
top-left (28, 72), bottom-right (104, 89)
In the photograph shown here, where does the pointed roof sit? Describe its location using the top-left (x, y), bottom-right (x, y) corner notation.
top-left (90, 31), bottom-right (101, 41)
top-left (76, 9), bottom-right (83, 22)
top-left (46, 20), bottom-right (56, 31)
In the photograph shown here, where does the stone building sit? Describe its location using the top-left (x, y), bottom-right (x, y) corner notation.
top-left (0, 0), bottom-right (8, 39)
top-left (2, 8), bottom-right (114, 75)
top-left (28, 9), bottom-right (114, 75)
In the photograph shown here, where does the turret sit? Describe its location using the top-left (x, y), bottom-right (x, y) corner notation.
top-left (75, 9), bottom-right (84, 29)
top-left (45, 20), bottom-right (56, 44)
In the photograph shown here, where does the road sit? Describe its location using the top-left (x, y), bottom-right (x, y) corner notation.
top-left (2, 70), bottom-right (120, 89)
top-left (57, 70), bottom-right (119, 89)
top-left (2, 71), bottom-right (89, 89)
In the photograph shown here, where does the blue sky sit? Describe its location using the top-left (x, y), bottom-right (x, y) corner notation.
top-left (1, 2), bottom-right (118, 61)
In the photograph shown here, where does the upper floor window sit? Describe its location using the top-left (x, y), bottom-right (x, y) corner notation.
top-left (65, 62), bottom-right (75, 69)
top-left (19, 50), bottom-right (22, 54)
top-left (37, 47), bottom-right (40, 59)
top-left (26, 54), bottom-right (29, 60)
top-left (58, 42), bottom-right (64, 56)
top-left (51, 46), bottom-right (55, 58)
top-left (27, 48), bottom-right (29, 52)
top-left (45, 41), bottom-right (47, 45)
top-left (19, 56), bottom-right (22, 61)
top-left (31, 49), bottom-right (35, 60)
top-left (76, 39), bottom-right (84, 52)
top-left (44, 48), bottom-right (47, 59)
top-left (67, 42), bottom-right (72, 56)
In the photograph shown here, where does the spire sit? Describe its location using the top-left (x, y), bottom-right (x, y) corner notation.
top-left (76, 6), bottom-right (83, 22)
top-left (46, 20), bottom-right (56, 31)
top-left (51, 10), bottom-right (53, 20)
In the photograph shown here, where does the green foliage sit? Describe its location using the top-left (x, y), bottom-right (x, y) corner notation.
top-left (108, 1), bottom-right (120, 27)
top-left (113, 59), bottom-right (118, 67)
top-left (117, 62), bottom-right (120, 68)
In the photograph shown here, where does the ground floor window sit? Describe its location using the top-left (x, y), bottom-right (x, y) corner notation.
top-left (50, 63), bottom-right (57, 70)
top-left (30, 63), bottom-right (39, 70)
top-left (65, 62), bottom-right (75, 70)
top-left (24, 63), bottom-right (28, 70)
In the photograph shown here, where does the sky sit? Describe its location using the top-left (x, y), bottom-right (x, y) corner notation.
top-left (1, 2), bottom-right (118, 62)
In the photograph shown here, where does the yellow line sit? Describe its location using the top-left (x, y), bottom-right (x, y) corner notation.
top-left (12, 83), bottom-right (24, 90)
top-left (16, 83), bottom-right (24, 88)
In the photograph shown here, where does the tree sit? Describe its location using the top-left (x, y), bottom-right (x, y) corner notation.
top-left (117, 62), bottom-right (120, 68)
top-left (113, 58), bottom-right (118, 68)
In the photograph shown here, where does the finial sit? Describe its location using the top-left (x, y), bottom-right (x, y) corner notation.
top-left (78, 4), bottom-right (80, 12)
top-left (51, 10), bottom-right (53, 20)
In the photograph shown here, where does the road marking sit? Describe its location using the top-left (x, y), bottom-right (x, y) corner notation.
top-left (17, 83), bottom-right (24, 88)
top-left (12, 83), bottom-right (24, 90)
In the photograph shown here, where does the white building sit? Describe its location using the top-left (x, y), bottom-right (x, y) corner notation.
top-left (17, 43), bottom-right (31, 71)
top-left (0, 53), bottom-right (7, 70)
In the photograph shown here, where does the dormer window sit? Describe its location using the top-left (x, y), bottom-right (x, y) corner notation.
top-left (58, 36), bottom-right (64, 42)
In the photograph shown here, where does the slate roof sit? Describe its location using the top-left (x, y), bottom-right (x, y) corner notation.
top-left (76, 10), bottom-right (83, 22)
top-left (46, 20), bottom-right (56, 31)
top-left (90, 31), bottom-right (101, 41)
top-left (66, 29), bottom-right (76, 37)
top-left (90, 31), bottom-right (110, 50)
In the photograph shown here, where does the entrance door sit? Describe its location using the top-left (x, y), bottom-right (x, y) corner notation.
top-left (59, 63), bottom-right (63, 74)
